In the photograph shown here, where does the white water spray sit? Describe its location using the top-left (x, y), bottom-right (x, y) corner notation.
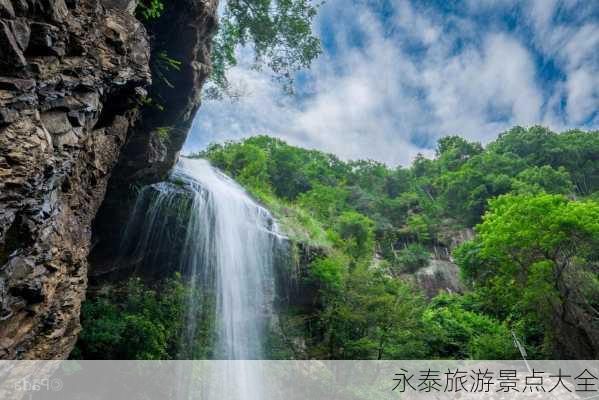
top-left (121, 157), bottom-right (281, 399)
top-left (176, 157), bottom-right (278, 360)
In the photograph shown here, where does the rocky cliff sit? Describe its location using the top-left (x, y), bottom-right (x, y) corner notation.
top-left (0, 0), bottom-right (217, 359)
top-left (89, 0), bottom-right (217, 279)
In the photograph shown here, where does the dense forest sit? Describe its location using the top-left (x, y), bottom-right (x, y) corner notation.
top-left (76, 126), bottom-right (599, 360)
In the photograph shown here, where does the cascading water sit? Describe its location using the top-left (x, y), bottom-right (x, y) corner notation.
top-left (119, 157), bottom-right (284, 399)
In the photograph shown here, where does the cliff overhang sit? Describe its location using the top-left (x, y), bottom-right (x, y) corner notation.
top-left (0, 0), bottom-right (218, 359)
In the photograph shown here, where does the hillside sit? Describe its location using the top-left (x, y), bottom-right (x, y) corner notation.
top-left (195, 126), bottom-right (599, 359)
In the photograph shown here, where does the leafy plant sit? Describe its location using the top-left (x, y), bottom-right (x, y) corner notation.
top-left (156, 126), bottom-right (173, 144)
top-left (73, 274), bottom-right (213, 360)
top-left (395, 243), bottom-right (430, 274)
top-left (154, 51), bottom-right (182, 89)
top-left (207, 0), bottom-right (324, 98)
top-left (137, 0), bottom-right (165, 20)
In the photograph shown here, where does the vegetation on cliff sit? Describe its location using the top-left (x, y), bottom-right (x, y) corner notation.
top-left (68, 1), bottom-right (598, 360)
top-left (74, 275), bottom-right (214, 360)
top-left (77, 126), bottom-right (598, 360)
top-left (198, 126), bottom-right (599, 359)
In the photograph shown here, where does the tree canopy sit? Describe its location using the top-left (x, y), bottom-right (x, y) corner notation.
top-left (197, 126), bottom-right (599, 359)
top-left (78, 126), bottom-right (599, 360)
top-left (207, 0), bottom-right (323, 98)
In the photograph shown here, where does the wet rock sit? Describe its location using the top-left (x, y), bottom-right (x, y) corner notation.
top-left (0, 20), bottom-right (27, 68)
top-left (92, 0), bottom-right (219, 266)
top-left (0, 78), bottom-right (35, 91)
top-left (40, 111), bottom-right (71, 135)
top-left (0, 108), bottom-right (18, 124)
top-left (101, 0), bottom-right (137, 14)
top-left (11, 0), bottom-right (29, 16)
top-left (28, 22), bottom-right (65, 56)
top-left (0, 0), bottom-right (15, 19)
top-left (0, 0), bottom-right (152, 360)
top-left (0, 0), bottom-right (218, 360)
top-left (412, 259), bottom-right (464, 298)
top-left (10, 281), bottom-right (45, 304)
top-left (45, 0), bottom-right (69, 23)
top-left (8, 18), bottom-right (31, 51)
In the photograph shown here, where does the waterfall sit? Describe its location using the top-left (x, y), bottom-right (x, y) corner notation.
top-left (119, 157), bottom-right (283, 398)
top-left (176, 157), bottom-right (278, 360)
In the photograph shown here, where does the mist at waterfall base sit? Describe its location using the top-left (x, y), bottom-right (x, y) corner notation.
top-left (118, 158), bottom-right (285, 398)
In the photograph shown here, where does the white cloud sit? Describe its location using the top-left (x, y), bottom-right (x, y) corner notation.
top-left (185, 0), bottom-right (599, 166)
top-left (420, 34), bottom-right (543, 143)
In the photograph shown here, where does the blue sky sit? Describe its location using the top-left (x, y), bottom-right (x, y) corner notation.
top-left (184, 0), bottom-right (599, 166)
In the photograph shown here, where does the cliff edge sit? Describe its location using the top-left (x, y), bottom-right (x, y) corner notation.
top-left (0, 0), bottom-right (217, 359)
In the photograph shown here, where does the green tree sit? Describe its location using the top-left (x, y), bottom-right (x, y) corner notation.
top-left (511, 165), bottom-right (575, 195)
top-left (298, 184), bottom-right (348, 222)
top-left (422, 294), bottom-right (517, 359)
top-left (437, 152), bottom-right (524, 225)
top-left (314, 266), bottom-right (427, 359)
top-left (455, 194), bottom-right (599, 357)
top-left (491, 126), bottom-right (599, 195)
top-left (74, 275), bottom-right (211, 360)
top-left (310, 253), bottom-right (348, 291)
top-left (489, 126), bottom-right (561, 165)
top-left (334, 211), bottom-right (375, 261)
top-left (269, 144), bottom-right (312, 199)
top-left (435, 136), bottom-right (483, 172)
top-left (231, 143), bottom-right (270, 191)
top-left (402, 213), bottom-right (432, 243)
top-left (208, 0), bottom-right (323, 98)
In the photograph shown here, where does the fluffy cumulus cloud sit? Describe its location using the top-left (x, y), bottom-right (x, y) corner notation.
top-left (184, 0), bottom-right (599, 166)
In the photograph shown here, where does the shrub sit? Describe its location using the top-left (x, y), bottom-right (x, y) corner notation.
top-left (137, 0), bottom-right (165, 20)
top-left (73, 274), bottom-right (209, 359)
top-left (395, 243), bottom-right (430, 273)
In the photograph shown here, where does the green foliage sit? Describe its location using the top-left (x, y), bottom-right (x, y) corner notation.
top-left (136, 0), bottom-right (165, 20)
top-left (208, 0), bottom-right (323, 98)
top-left (298, 184), bottom-right (348, 222)
top-left (309, 253), bottom-right (348, 291)
top-left (202, 128), bottom-right (599, 268)
top-left (474, 194), bottom-right (599, 272)
top-left (334, 211), bottom-right (375, 261)
top-left (74, 275), bottom-right (212, 360)
top-left (455, 194), bottom-right (599, 357)
top-left (314, 267), bottom-right (428, 359)
top-left (435, 136), bottom-right (483, 171)
top-left (490, 126), bottom-right (599, 195)
top-left (154, 51), bottom-right (182, 89)
top-left (196, 126), bottom-right (599, 359)
top-left (511, 165), bottom-right (575, 195)
top-left (395, 243), bottom-right (430, 273)
top-left (156, 126), bottom-right (173, 144)
top-left (422, 294), bottom-right (518, 359)
top-left (402, 213), bottom-right (432, 243)
top-left (436, 151), bottom-right (523, 225)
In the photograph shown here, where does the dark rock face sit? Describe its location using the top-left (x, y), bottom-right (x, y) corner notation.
top-left (0, 0), bottom-right (150, 360)
top-left (275, 242), bottom-right (325, 310)
top-left (89, 0), bottom-right (217, 274)
top-left (412, 259), bottom-right (464, 298)
top-left (0, 0), bottom-right (217, 359)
